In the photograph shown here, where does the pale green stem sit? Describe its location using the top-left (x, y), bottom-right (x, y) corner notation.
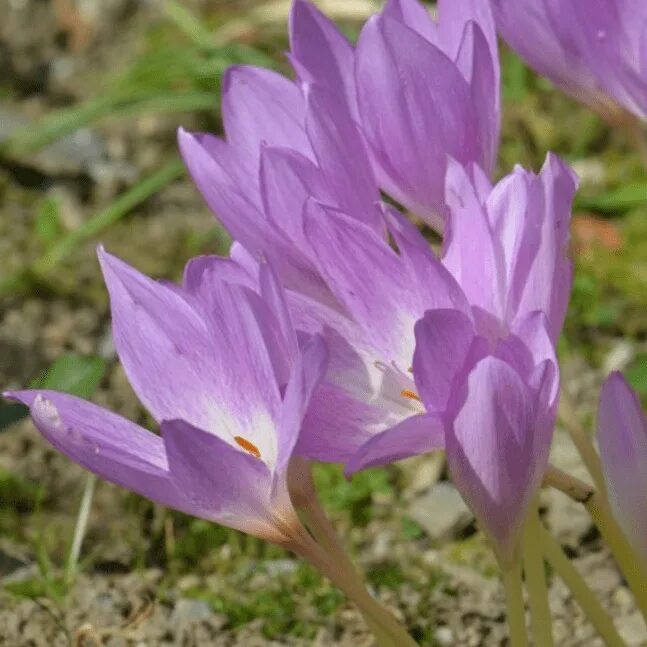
top-left (540, 526), bottom-right (626, 647)
top-left (558, 391), bottom-right (607, 495)
top-left (500, 559), bottom-right (529, 647)
top-left (287, 459), bottom-right (417, 646)
top-left (66, 473), bottom-right (96, 581)
top-left (522, 504), bottom-right (554, 647)
top-left (586, 493), bottom-right (647, 625)
top-left (288, 529), bottom-right (418, 647)
top-left (545, 465), bottom-right (647, 626)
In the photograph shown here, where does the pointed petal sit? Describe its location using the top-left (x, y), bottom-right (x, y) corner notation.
top-left (304, 84), bottom-right (382, 232)
top-left (179, 129), bottom-right (330, 302)
top-left (356, 15), bottom-right (480, 224)
top-left (276, 335), bottom-right (328, 471)
top-left (222, 65), bottom-right (310, 164)
top-left (183, 255), bottom-right (256, 293)
top-left (383, 206), bottom-right (471, 316)
top-left (259, 262), bottom-right (299, 367)
top-left (289, 0), bottom-right (358, 118)
top-left (382, 0), bottom-right (440, 45)
top-left (443, 159), bottom-right (505, 321)
top-left (98, 247), bottom-right (226, 432)
top-left (260, 145), bottom-right (323, 249)
top-left (437, 0), bottom-right (498, 68)
top-left (304, 201), bottom-right (417, 358)
top-left (457, 21), bottom-right (500, 174)
top-left (162, 418), bottom-right (291, 542)
top-left (597, 373), bottom-right (647, 565)
top-left (413, 309), bottom-right (476, 412)
top-left (345, 413), bottom-right (445, 474)
top-left (513, 154), bottom-right (577, 341)
top-left (177, 129), bottom-right (268, 251)
top-left (446, 357), bottom-right (547, 562)
top-left (5, 390), bottom-right (188, 513)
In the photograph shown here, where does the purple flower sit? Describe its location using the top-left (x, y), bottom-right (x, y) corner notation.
top-left (4, 248), bottom-right (328, 546)
top-left (178, 72), bottom-right (382, 306)
top-left (492, 0), bottom-right (647, 122)
top-left (290, 0), bottom-right (500, 228)
top-left (326, 155), bottom-right (576, 561)
top-left (597, 372), bottom-right (647, 566)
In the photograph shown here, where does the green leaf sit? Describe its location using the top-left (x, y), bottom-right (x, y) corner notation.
top-left (35, 197), bottom-right (62, 246)
top-left (32, 354), bottom-right (107, 399)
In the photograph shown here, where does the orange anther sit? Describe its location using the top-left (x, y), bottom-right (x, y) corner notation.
top-left (234, 435), bottom-right (262, 459)
top-left (400, 389), bottom-right (422, 402)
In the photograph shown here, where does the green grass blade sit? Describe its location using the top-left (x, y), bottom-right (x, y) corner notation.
top-left (34, 158), bottom-right (186, 271)
top-left (163, 0), bottom-right (215, 49)
top-left (576, 182), bottom-right (647, 213)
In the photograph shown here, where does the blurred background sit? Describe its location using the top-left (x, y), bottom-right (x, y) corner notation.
top-left (0, 1), bottom-right (646, 645)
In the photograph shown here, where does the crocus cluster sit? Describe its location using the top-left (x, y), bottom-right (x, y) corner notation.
top-left (6, 0), bottom-right (647, 643)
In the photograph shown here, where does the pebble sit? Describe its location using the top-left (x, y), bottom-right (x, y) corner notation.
top-left (407, 481), bottom-right (473, 543)
top-left (170, 598), bottom-right (214, 625)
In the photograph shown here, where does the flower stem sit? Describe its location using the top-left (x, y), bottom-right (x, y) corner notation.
top-left (539, 525), bottom-right (626, 647)
top-left (522, 504), bottom-right (554, 647)
top-left (290, 532), bottom-right (418, 647)
top-left (500, 559), bottom-right (529, 647)
top-left (287, 460), bottom-right (418, 646)
top-left (585, 493), bottom-right (647, 625)
top-left (544, 465), bottom-right (647, 625)
top-left (558, 390), bottom-right (606, 494)
top-left (66, 473), bottom-right (96, 582)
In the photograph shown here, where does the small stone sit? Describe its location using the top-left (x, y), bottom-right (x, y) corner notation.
top-left (171, 598), bottom-right (214, 626)
top-left (603, 341), bottom-right (635, 374)
top-left (435, 626), bottom-right (454, 645)
top-left (264, 559), bottom-right (298, 577)
top-left (617, 611), bottom-right (647, 646)
top-left (400, 453), bottom-right (445, 498)
top-left (407, 482), bottom-right (473, 543)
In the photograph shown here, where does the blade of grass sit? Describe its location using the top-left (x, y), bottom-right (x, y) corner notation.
top-left (163, 0), bottom-right (215, 49)
top-left (0, 159), bottom-right (186, 297)
top-left (576, 182), bottom-right (647, 213)
top-left (34, 158), bottom-right (186, 271)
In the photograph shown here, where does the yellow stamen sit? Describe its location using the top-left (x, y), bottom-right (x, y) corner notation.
top-left (400, 389), bottom-right (422, 402)
top-left (234, 435), bottom-right (262, 459)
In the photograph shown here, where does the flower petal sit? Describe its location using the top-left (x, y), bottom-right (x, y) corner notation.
top-left (445, 357), bottom-right (548, 562)
top-left (437, 0), bottom-right (498, 70)
top-left (178, 129), bottom-right (330, 302)
top-left (222, 65), bottom-right (310, 165)
top-left (510, 153), bottom-right (578, 341)
top-left (304, 201), bottom-right (418, 358)
top-left (597, 372), bottom-right (647, 566)
top-left (98, 247), bottom-right (226, 432)
top-left (356, 15), bottom-right (481, 225)
top-left (382, 0), bottom-right (440, 45)
top-left (304, 84), bottom-right (382, 232)
top-left (276, 334), bottom-right (328, 472)
top-left (161, 418), bottom-right (292, 542)
top-left (289, 0), bottom-right (358, 118)
top-left (412, 309), bottom-right (476, 412)
top-left (345, 413), bottom-right (445, 475)
top-left (443, 159), bottom-right (505, 322)
top-left (5, 390), bottom-right (188, 513)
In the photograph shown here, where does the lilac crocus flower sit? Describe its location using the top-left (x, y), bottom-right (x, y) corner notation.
top-left (4, 248), bottom-right (328, 547)
top-left (597, 372), bottom-right (647, 567)
top-left (290, 0), bottom-right (500, 228)
top-left (178, 74), bottom-right (382, 306)
top-left (320, 154), bottom-right (576, 561)
top-left (492, 0), bottom-right (647, 122)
